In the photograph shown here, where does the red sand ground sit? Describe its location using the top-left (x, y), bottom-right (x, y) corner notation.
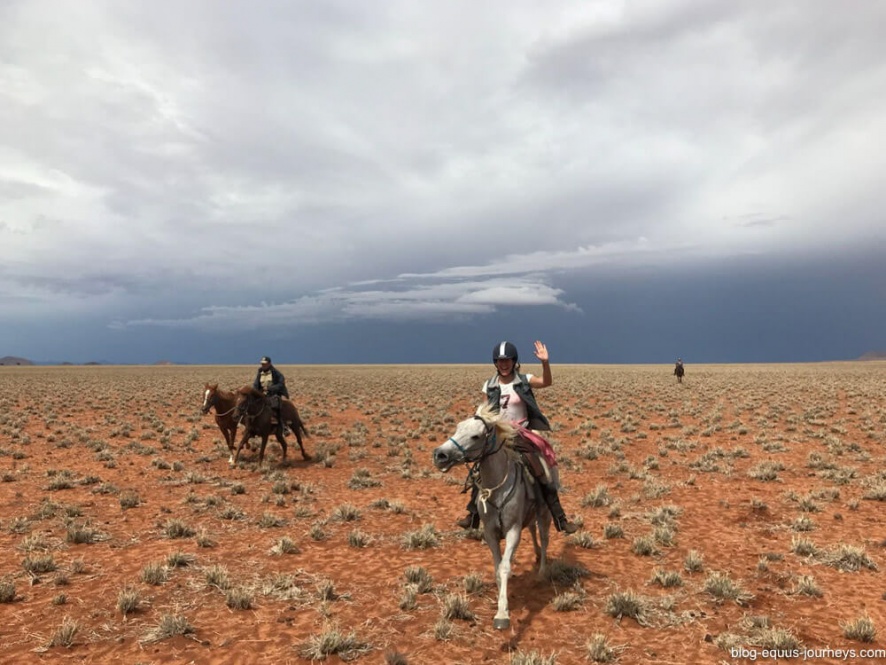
top-left (0, 364), bottom-right (883, 664)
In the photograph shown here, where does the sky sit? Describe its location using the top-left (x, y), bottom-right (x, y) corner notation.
top-left (1, 0), bottom-right (884, 364)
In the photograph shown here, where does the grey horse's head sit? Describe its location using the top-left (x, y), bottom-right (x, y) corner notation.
top-left (433, 408), bottom-right (496, 473)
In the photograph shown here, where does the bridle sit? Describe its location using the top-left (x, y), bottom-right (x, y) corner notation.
top-left (202, 390), bottom-right (239, 418)
top-left (450, 415), bottom-right (508, 498)
top-left (235, 391), bottom-right (268, 424)
top-left (447, 415), bottom-right (500, 464)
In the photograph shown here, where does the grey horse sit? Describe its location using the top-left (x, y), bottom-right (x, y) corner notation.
top-left (433, 404), bottom-right (552, 630)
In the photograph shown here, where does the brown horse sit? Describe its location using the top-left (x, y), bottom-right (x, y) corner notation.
top-left (202, 384), bottom-right (242, 463)
top-left (232, 386), bottom-right (310, 466)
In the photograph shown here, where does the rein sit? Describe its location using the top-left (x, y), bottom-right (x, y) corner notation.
top-left (454, 416), bottom-right (510, 505)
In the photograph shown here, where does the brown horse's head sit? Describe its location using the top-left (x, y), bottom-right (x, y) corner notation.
top-left (202, 383), bottom-right (219, 414)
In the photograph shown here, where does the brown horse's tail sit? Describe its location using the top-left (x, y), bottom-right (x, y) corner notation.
top-left (293, 414), bottom-right (309, 439)
top-left (282, 401), bottom-right (309, 438)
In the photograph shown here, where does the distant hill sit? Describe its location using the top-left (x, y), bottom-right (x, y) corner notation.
top-left (154, 360), bottom-right (176, 365)
top-left (0, 356), bottom-right (34, 366)
top-left (858, 351), bottom-right (886, 361)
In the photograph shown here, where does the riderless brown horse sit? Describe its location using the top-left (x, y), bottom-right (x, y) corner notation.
top-left (202, 384), bottom-right (242, 463)
top-left (232, 386), bottom-right (310, 466)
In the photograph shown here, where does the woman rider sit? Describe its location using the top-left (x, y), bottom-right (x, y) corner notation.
top-left (456, 340), bottom-right (579, 534)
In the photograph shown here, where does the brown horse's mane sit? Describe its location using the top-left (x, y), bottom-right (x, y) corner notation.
top-left (237, 385), bottom-right (264, 398)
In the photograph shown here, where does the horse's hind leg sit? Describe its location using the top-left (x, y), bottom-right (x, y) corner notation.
top-left (293, 427), bottom-right (310, 460)
top-left (274, 427), bottom-right (288, 464)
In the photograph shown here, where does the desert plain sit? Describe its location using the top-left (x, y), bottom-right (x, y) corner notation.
top-left (0, 362), bottom-right (884, 665)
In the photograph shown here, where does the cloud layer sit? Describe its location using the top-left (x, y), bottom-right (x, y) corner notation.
top-left (1, 1), bottom-right (884, 358)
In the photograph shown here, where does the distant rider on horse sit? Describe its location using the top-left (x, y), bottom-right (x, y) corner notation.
top-left (674, 358), bottom-right (685, 383)
top-left (254, 356), bottom-right (289, 423)
top-left (456, 340), bottom-right (579, 535)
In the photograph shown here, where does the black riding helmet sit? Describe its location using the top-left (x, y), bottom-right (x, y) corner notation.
top-left (492, 341), bottom-right (519, 364)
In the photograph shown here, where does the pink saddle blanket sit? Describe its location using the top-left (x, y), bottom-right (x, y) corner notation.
top-left (514, 426), bottom-right (558, 468)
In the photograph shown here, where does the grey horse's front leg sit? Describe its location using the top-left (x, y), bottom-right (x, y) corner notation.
top-left (493, 525), bottom-right (521, 630)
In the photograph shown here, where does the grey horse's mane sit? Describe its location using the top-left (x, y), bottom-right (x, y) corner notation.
top-left (476, 404), bottom-right (518, 444)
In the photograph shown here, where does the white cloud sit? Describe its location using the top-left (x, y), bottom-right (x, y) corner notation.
top-left (2, 0), bottom-right (884, 335)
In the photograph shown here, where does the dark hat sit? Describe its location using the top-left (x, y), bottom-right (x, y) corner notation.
top-left (260, 356), bottom-right (271, 364)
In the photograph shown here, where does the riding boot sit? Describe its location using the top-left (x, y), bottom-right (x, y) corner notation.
top-left (540, 483), bottom-right (579, 534)
top-left (456, 485), bottom-right (480, 529)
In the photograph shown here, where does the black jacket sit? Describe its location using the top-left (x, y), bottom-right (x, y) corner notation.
top-left (253, 366), bottom-right (289, 398)
top-left (484, 372), bottom-right (551, 431)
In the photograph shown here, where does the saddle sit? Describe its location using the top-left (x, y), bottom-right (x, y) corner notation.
top-left (267, 394), bottom-right (282, 424)
top-left (509, 435), bottom-right (553, 485)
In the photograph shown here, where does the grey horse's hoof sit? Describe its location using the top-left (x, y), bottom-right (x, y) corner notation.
top-left (493, 618), bottom-right (510, 630)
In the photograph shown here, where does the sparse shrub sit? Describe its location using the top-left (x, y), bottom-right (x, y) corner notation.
top-left (0, 578), bottom-right (16, 603)
top-left (551, 588), bottom-right (585, 611)
top-left (747, 461), bottom-right (783, 481)
top-left (399, 585), bottom-right (418, 610)
top-left (48, 616), bottom-right (79, 647)
top-left (331, 504), bottom-right (362, 522)
top-left (66, 524), bottom-right (99, 544)
top-left (605, 590), bottom-right (649, 625)
top-left (790, 535), bottom-right (818, 557)
top-left (822, 544), bottom-right (877, 572)
top-left (631, 535), bottom-right (658, 556)
top-left (649, 568), bottom-right (682, 588)
top-left (842, 615), bottom-right (877, 642)
top-left (441, 593), bottom-right (475, 621)
top-left (316, 579), bottom-right (339, 601)
top-left (401, 524), bottom-right (439, 550)
top-left (348, 468), bottom-right (381, 489)
top-left (463, 572), bottom-right (485, 595)
top-left (404, 565), bottom-right (434, 593)
top-left (163, 519), bottom-right (195, 539)
top-left (142, 613), bottom-right (194, 643)
top-left (258, 512), bottom-right (285, 528)
top-left (433, 618), bottom-right (453, 641)
top-left (195, 529), bottom-right (215, 548)
top-left (791, 515), bottom-right (815, 532)
top-left (510, 651), bottom-right (557, 665)
top-left (704, 571), bottom-right (753, 605)
top-left (117, 586), bottom-right (141, 616)
top-left (140, 561), bottom-right (168, 585)
top-left (348, 529), bottom-right (371, 548)
top-left (793, 575), bottom-right (823, 597)
top-left (219, 506), bottom-right (245, 520)
top-left (586, 634), bottom-right (621, 663)
top-left (204, 564), bottom-right (231, 590)
top-left (166, 551), bottom-right (195, 568)
top-left (582, 485), bottom-right (612, 507)
top-left (569, 531), bottom-right (596, 548)
top-left (603, 523), bottom-right (623, 539)
top-left (269, 536), bottom-right (299, 556)
top-left (299, 626), bottom-right (370, 660)
top-left (225, 586), bottom-right (254, 610)
top-left (544, 560), bottom-right (590, 585)
top-left (119, 491), bottom-right (140, 509)
top-left (22, 554), bottom-right (56, 574)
